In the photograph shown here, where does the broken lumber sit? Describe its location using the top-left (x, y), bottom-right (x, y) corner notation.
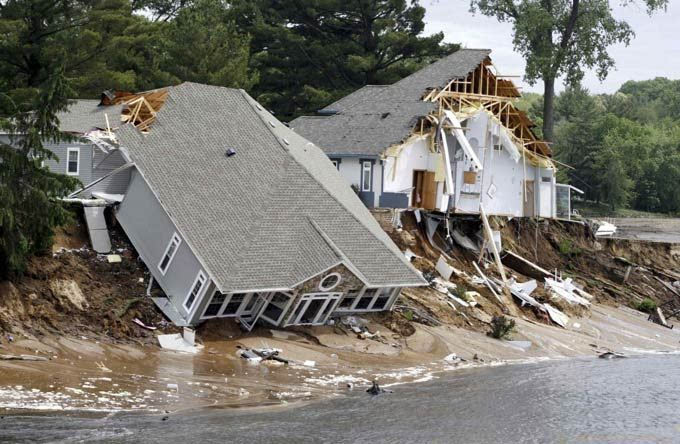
top-left (479, 204), bottom-right (518, 316)
top-left (0, 354), bottom-right (49, 362)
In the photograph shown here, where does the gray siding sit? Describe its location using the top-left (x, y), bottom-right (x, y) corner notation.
top-left (1, 136), bottom-right (95, 193)
top-left (89, 149), bottom-right (132, 196)
top-left (43, 141), bottom-right (94, 186)
top-left (116, 169), bottom-right (210, 322)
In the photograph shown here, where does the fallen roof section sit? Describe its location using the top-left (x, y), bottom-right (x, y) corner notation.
top-left (116, 82), bottom-right (426, 293)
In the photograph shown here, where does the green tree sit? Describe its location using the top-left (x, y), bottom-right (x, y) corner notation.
top-left (0, 68), bottom-right (80, 278)
top-left (233, 0), bottom-right (456, 119)
top-left (161, 0), bottom-right (256, 89)
top-left (469, 0), bottom-right (668, 142)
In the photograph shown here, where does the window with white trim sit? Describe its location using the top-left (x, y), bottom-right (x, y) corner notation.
top-left (361, 161), bottom-right (372, 191)
top-left (158, 233), bottom-right (181, 274)
top-left (184, 271), bottom-right (206, 312)
top-left (203, 292), bottom-right (227, 318)
top-left (66, 148), bottom-right (80, 175)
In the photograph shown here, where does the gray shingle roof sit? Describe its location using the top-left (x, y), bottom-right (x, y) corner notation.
top-left (319, 85), bottom-right (388, 114)
top-left (290, 49), bottom-right (491, 156)
top-left (116, 82), bottom-right (425, 292)
top-left (57, 100), bottom-right (124, 133)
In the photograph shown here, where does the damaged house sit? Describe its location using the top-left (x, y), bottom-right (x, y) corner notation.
top-left (290, 49), bottom-right (582, 219)
top-left (50, 83), bottom-right (426, 329)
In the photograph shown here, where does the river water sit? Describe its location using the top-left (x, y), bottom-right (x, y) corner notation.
top-left (2, 354), bottom-right (680, 443)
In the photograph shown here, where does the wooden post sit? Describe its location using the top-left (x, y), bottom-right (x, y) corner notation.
top-left (479, 204), bottom-right (518, 316)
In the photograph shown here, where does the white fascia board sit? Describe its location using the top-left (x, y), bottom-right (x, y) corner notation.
top-left (439, 127), bottom-right (455, 195)
top-left (442, 110), bottom-right (483, 171)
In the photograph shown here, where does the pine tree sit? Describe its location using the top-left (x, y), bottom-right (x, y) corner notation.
top-left (0, 67), bottom-right (80, 278)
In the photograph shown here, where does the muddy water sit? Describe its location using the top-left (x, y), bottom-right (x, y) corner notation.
top-left (3, 354), bottom-right (680, 443)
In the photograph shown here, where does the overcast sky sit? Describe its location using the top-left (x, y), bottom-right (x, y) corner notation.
top-left (423, 0), bottom-right (678, 94)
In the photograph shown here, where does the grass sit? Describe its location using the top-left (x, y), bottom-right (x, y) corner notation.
top-left (558, 238), bottom-right (581, 257)
top-left (573, 200), bottom-right (675, 219)
top-left (634, 298), bottom-right (657, 314)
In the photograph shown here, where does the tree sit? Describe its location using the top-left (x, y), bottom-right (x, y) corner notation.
top-left (469, 0), bottom-right (668, 142)
top-left (161, 0), bottom-right (256, 89)
top-left (233, 0), bottom-right (456, 119)
top-left (0, 68), bottom-right (80, 278)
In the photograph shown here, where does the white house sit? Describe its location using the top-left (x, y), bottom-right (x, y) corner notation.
top-left (291, 49), bottom-right (579, 219)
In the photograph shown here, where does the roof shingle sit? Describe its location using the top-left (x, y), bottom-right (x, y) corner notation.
top-left (290, 49), bottom-right (491, 156)
top-left (116, 83), bottom-right (425, 292)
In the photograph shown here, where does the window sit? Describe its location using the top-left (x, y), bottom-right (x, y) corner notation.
top-left (319, 273), bottom-right (341, 291)
top-left (338, 288), bottom-right (361, 309)
top-left (260, 292), bottom-right (293, 325)
top-left (66, 148), bottom-right (80, 175)
top-left (541, 176), bottom-right (552, 183)
top-left (355, 288), bottom-right (378, 309)
top-left (336, 287), bottom-right (399, 312)
top-left (158, 233), bottom-right (181, 274)
top-left (184, 271), bottom-right (206, 311)
top-left (223, 293), bottom-right (247, 316)
top-left (285, 293), bottom-right (342, 326)
top-left (361, 161), bottom-right (372, 191)
top-left (203, 292), bottom-right (227, 318)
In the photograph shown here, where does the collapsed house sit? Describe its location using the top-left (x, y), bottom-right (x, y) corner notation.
top-left (37, 83), bottom-right (427, 328)
top-left (290, 49), bottom-right (582, 219)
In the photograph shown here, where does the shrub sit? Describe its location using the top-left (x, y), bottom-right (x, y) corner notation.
top-left (635, 298), bottom-right (657, 314)
top-left (558, 238), bottom-right (581, 256)
top-left (488, 316), bottom-right (516, 339)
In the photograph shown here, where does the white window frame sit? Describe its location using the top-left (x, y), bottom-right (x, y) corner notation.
top-left (201, 291), bottom-right (228, 319)
top-left (335, 287), bottom-right (400, 312)
top-left (361, 161), bottom-right (372, 192)
top-left (66, 147), bottom-right (80, 176)
top-left (184, 271), bottom-right (207, 312)
top-left (158, 233), bottom-right (181, 275)
top-left (259, 291), bottom-right (295, 326)
top-left (284, 292), bottom-right (342, 326)
top-left (319, 272), bottom-right (342, 291)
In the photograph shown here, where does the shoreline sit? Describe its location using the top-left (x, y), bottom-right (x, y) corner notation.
top-left (2, 302), bottom-right (679, 416)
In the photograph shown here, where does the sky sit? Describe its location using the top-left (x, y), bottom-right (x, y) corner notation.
top-left (423, 0), bottom-right (679, 94)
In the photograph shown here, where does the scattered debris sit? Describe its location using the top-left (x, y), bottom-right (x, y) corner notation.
top-left (436, 255), bottom-right (455, 280)
top-left (133, 318), bottom-right (157, 330)
top-left (157, 334), bottom-right (203, 353)
top-left (545, 277), bottom-right (591, 307)
top-left (0, 354), bottom-right (49, 362)
top-left (598, 351), bottom-right (626, 359)
top-left (366, 380), bottom-right (392, 395)
top-left (649, 307), bottom-right (673, 329)
top-left (544, 304), bottom-right (569, 328)
top-left (106, 254), bottom-right (122, 263)
top-left (592, 220), bottom-right (617, 237)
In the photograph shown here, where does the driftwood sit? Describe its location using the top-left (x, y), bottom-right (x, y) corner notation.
top-left (0, 354), bottom-right (49, 362)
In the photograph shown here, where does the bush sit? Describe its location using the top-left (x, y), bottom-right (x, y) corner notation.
top-left (488, 316), bottom-right (516, 339)
top-left (635, 298), bottom-right (657, 314)
top-left (558, 238), bottom-right (581, 257)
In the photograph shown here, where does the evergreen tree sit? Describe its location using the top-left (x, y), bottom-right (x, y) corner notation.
top-left (232, 0), bottom-right (456, 119)
top-left (0, 68), bottom-right (80, 278)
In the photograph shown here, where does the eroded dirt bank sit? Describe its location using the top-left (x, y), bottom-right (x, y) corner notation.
top-left (1, 211), bottom-right (680, 413)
